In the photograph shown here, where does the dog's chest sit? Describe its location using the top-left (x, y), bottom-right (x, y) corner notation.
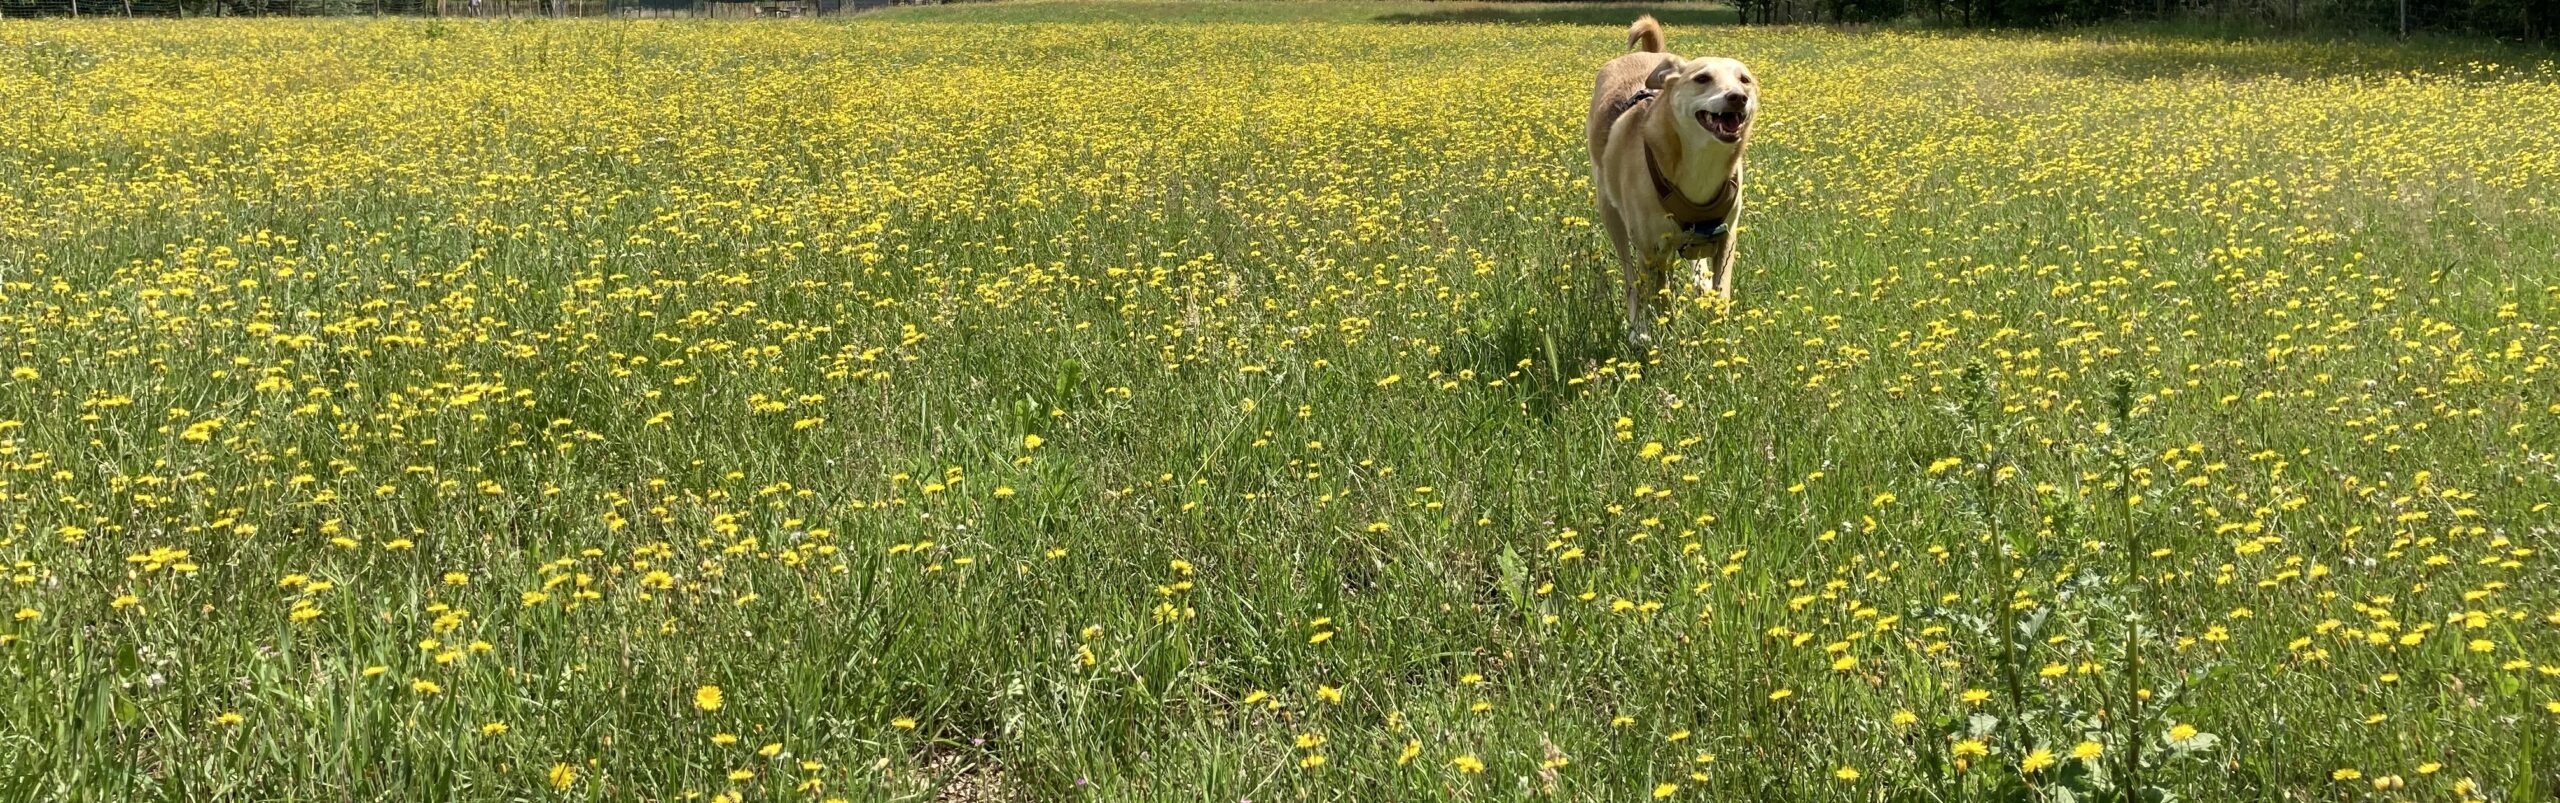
top-left (1664, 142), bottom-right (1739, 205)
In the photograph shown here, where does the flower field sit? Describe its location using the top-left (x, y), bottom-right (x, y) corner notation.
top-left (2, 5), bottom-right (2558, 800)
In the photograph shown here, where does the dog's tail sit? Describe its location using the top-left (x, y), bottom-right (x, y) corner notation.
top-left (1627, 15), bottom-right (1666, 52)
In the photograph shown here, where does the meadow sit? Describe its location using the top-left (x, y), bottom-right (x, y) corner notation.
top-left (2, 3), bottom-right (2558, 800)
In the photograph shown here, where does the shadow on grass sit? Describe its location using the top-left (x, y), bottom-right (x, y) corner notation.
top-left (1375, 4), bottom-right (1740, 26)
top-left (1448, 299), bottom-right (1628, 420)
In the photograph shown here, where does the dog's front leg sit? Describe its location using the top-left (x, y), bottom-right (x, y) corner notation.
top-left (1709, 192), bottom-right (1743, 299)
top-left (1686, 231), bottom-right (1736, 301)
top-left (1624, 254), bottom-right (1669, 346)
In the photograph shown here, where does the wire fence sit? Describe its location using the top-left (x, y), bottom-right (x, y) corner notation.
top-left (0, 0), bottom-right (918, 18)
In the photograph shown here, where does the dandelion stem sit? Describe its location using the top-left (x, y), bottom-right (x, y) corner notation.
top-left (2110, 374), bottom-right (2143, 802)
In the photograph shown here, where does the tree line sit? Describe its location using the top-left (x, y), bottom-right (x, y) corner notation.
top-left (1730, 0), bottom-right (2555, 41)
top-left (0, 0), bottom-right (431, 14)
top-left (0, 0), bottom-right (843, 16)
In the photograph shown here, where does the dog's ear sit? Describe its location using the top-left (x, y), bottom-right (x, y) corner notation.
top-left (1644, 59), bottom-right (1682, 91)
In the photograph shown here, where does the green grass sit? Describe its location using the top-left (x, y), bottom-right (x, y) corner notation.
top-left (1, 3), bottom-right (2558, 802)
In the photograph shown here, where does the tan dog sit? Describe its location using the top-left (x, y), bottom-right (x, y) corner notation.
top-left (1586, 15), bottom-right (1757, 344)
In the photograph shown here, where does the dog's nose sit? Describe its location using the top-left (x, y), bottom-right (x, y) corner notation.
top-left (1718, 92), bottom-right (1751, 110)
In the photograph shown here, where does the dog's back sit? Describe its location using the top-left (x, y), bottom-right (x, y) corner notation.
top-left (1586, 17), bottom-right (1679, 165)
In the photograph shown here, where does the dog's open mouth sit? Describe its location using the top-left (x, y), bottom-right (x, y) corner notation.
top-left (1696, 109), bottom-right (1747, 142)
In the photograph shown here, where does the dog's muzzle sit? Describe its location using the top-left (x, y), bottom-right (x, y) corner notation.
top-left (1696, 109), bottom-right (1747, 143)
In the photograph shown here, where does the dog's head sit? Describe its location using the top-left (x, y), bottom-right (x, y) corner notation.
top-left (1646, 57), bottom-right (1757, 145)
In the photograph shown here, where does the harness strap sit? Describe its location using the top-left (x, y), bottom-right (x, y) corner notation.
top-left (1649, 161), bottom-right (1738, 240)
top-left (1613, 87), bottom-right (1659, 115)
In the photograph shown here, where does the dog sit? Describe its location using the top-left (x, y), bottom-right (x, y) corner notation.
top-left (1585, 15), bottom-right (1758, 344)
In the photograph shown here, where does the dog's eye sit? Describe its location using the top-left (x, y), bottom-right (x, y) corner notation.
top-left (1740, 74), bottom-right (1755, 85)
